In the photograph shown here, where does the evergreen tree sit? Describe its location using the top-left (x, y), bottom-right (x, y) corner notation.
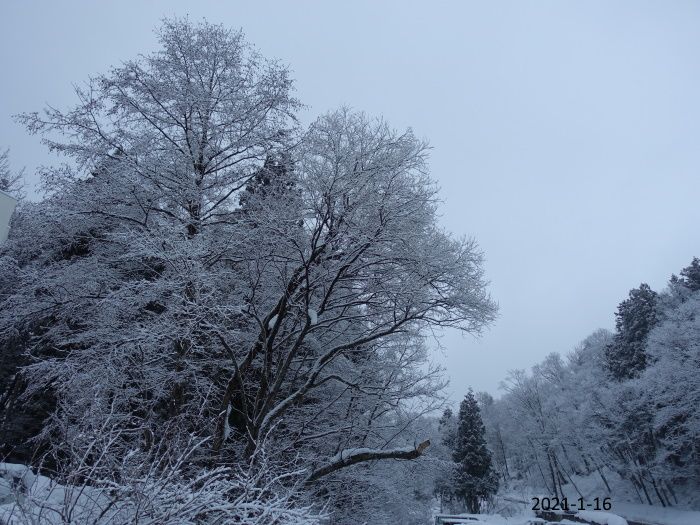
top-left (238, 153), bottom-right (296, 209)
top-left (678, 257), bottom-right (700, 292)
top-left (439, 407), bottom-right (456, 450)
top-left (605, 283), bottom-right (658, 380)
top-left (452, 390), bottom-right (499, 513)
top-left (434, 408), bottom-right (457, 511)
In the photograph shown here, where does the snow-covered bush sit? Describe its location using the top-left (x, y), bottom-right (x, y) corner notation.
top-left (1, 438), bottom-right (322, 524)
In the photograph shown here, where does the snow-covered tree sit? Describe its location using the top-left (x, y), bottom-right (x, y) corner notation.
top-left (3, 17), bottom-right (300, 474)
top-left (0, 149), bottom-right (24, 200)
top-left (0, 17), bottom-right (497, 521)
top-left (605, 283), bottom-right (658, 380)
top-left (480, 259), bottom-right (700, 509)
top-left (676, 257), bottom-right (700, 292)
top-left (434, 407), bottom-right (458, 510)
top-left (451, 390), bottom-right (498, 513)
top-left (642, 291), bottom-right (700, 490)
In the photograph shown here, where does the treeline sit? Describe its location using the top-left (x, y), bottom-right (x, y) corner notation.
top-left (479, 258), bottom-right (700, 508)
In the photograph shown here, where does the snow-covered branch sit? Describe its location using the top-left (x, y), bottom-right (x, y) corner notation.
top-left (305, 439), bottom-right (431, 483)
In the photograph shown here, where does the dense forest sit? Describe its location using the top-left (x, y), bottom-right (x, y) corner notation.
top-left (472, 258), bottom-right (700, 511)
top-left (1, 16), bottom-right (698, 525)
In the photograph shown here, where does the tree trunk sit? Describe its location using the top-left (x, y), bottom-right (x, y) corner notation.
top-left (547, 451), bottom-right (560, 499)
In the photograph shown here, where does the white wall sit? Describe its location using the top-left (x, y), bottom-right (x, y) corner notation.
top-left (0, 190), bottom-right (17, 243)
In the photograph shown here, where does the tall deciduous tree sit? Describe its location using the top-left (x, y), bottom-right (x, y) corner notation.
top-left (0, 18), bottom-right (496, 522)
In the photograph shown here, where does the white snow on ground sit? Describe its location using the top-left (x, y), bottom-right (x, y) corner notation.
top-left (433, 513), bottom-right (552, 525)
top-left (432, 511), bottom-right (700, 525)
top-left (0, 463), bottom-right (36, 501)
top-left (6, 462), bottom-right (700, 525)
top-left (0, 462), bottom-right (110, 524)
top-left (494, 468), bottom-right (700, 525)
top-left (576, 510), bottom-right (628, 525)
top-left (612, 502), bottom-right (700, 525)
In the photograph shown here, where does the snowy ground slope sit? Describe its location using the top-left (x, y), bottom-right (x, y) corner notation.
top-left (489, 497), bottom-right (700, 525)
top-left (432, 513), bottom-right (630, 525)
top-left (439, 507), bottom-right (699, 525)
top-left (493, 494), bottom-right (699, 525)
top-left (575, 510), bottom-right (628, 525)
top-left (558, 478), bottom-right (700, 525)
top-left (493, 467), bottom-right (700, 525)
top-left (1, 462), bottom-right (112, 524)
top-left (612, 502), bottom-right (700, 525)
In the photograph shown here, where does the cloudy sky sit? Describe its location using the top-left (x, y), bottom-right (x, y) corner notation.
top-left (2, 1), bottom-right (699, 399)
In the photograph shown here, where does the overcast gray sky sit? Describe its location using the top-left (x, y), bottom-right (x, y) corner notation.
top-left (2, 1), bottom-right (699, 399)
